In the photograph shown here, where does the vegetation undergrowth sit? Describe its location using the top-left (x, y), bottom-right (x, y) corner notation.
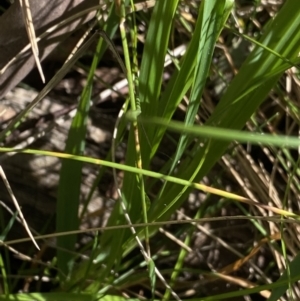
top-left (0, 0), bottom-right (300, 300)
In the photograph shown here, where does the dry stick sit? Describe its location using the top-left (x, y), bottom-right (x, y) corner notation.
top-left (0, 166), bottom-right (39, 250)
top-left (0, 222), bottom-right (63, 281)
top-left (129, 0), bottom-right (156, 12)
top-left (0, 1), bottom-right (157, 86)
top-left (0, 239), bottom-right (51, 269)
top-left (19, 0), bottom-right (45, 82)
top-left (0, 198), bottom-right (88, 269)
top-left (1, 215), bottom-right (298, 247)
top-left (64, 13), bottom-right (101, 65)
top-left (0, 4), bottom-right (103, 77)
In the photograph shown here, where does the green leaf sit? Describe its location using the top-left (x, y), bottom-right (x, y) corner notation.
top-left (267, 252), bottom-right (300, 301)
top-left (55, 0), bottom-right (121, 279)
top-left (158, 0), bottom-right (232, 198)
top-left (148, 258), bottom-right (156, 299)
top-left (148, 0), bottom-right (300, 222)
top-left (138, 0), bottom-right (180, 167)
top-left (56, 33), bottom-right (104, 279)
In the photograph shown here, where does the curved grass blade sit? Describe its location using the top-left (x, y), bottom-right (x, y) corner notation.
top-left (1, 146), bottom-right (299, 220)
top-left (56, 72), bottom-right (92, 278)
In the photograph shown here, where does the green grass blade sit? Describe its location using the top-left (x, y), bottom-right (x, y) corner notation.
top-left (0, 254), bottom-right (9, 295)
top-left (96, 128), bottom-right (146, 286)
top-left (145, 0), bottom-right (233, 160)
top-left (148, 258), bottom-right (156, 300)
top-left (138, 0), bottom-right (179, 167)
top-left (56, 81), bottom-right (91, 279)
top-left (148, 0), bottom-right (300, 221)
top-left (267, 252), bottom-right (300, 301)
top-left (0, 211), bottom-right (18, 242)
top-left (0, 210), bottom-right (18, 294)
top-left (139, 0), bottom-right (179, 112)
top-left (0, 147), bottom-right (252, 202)
top-left (159, 0), bottom-right (232, 196)
top-left (94, 0), bottom-right (180, 290)
top-left (136, 117), bottom-right (300, 149)
top-left (55, 1), bottom-right (120, 281)
top-left (56, 34), bottom-right (104, 279)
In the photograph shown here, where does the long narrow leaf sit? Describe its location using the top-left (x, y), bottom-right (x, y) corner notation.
top-left (158, 0), bottom-right (232, 198)
top-left (56, 35), bottom-right (102, 278)
top-left (148, 0), bottom-right (300, 221)
top-left (138, 0), bottom-right (179, 167)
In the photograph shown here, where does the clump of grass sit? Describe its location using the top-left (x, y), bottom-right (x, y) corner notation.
top-left (1, 0), bottom-right (300, 300)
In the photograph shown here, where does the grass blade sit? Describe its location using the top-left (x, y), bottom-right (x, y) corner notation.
top-left (138, 0), bottom-right (180, 167)
top-left (158, 0), bottom-right (233, 197)
top-left (56, 34), bottom-right (103, 278)
top-left (267, 252), bottom-right (300, 301)
top-left (148, 0), bottom-right (300, 222)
